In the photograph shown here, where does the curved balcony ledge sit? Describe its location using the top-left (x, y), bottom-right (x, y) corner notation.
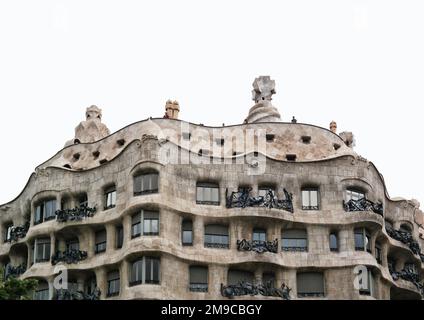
top-left (21, 238), bottom-right (383, 278)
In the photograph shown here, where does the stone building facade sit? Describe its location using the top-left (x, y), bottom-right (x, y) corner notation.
top-left (1, 76), bottom-right (424, 300)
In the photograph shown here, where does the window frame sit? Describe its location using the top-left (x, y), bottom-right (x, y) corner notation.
top-left (281, 229), bottom-right (308, 252)
top-left (297, 272), bottom-right (325, 298)
top-left (94, 230), bottom-right (107, 254)
top-left (189, 266), bottom-right (208, 292)
top-left (104, 186), bottom-right (117, 210)
top-left (34, 238), bottom-right (51, 263)
top-left (182, 219), bottom-right (193, 246)
top-left (301, 188), bottom-right (320, 210)
top-left (329, 232), bottom-right (338, 252)
top-left (204, 224), bottom-right (229, 249)
top-left (129, 256), bottom-right (161, 287)
top-left (34, 199), bottom-right (57, 225)
top-left (106, 270), bottom-right (120, 297)
top-left (133, 172), bottom-right (159, 196)
top-left (346, 188), bottom-right (366, 202)
top-left (252, 228), bottom-right (267, 242)
top-left (196, 183), bottom-right (220, 206)
top-left (131, 210), bottom-right (160, 238)
top-left (354, 228), bottom-right (371, 253)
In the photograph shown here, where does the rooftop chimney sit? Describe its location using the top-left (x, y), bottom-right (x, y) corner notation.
top-left (164, 100), bottom-right (180, 120)
top-left (330, 121), bottom-right (337, 134)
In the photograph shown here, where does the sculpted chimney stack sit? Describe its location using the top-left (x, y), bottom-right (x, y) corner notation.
top-left (164, 100), bottom-right (180, 120)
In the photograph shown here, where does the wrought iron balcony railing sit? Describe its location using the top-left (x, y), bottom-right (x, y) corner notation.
top-left (55, 205), bottom-right (97, 223)
top-left (390, 265), bottom-right (424, 295)
top-left (343, 198), bottom-right (383, 215)
top-left (189, 283), bottom-right (208, 293)
top-left (386, 226), bottom-right (424, 261)
top-left (236, 239), bottom-right (278, 253)
top-left (204, 242), bottom-right (229, 249)
top-left (4, 263), bottom-right (26, 279)
top-left (221, 281), bottom-right (291, 300)
top-left (51, 249), bottom-right (88, 265)
top-left (5, 222), bottom-right (30, 242)
top-left (226, 188), bottom-right (293, 213)
top-left (56, 288), bottom-right (101, 300)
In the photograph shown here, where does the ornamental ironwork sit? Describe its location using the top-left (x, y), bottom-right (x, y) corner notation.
top-left (204, 242), bottom-right (229, 249)
top-left (226, 188), bottom-right (293, 213)
top-left (386, 226), bottom-right (424, 260)
top-left (221, 281), bottom-right (291, 300)
top-left (389, 265), bottom-right (424, 295)
top-left (189, 283), bottom-right (208, 293)
top-left (236, 239), bottom-right (278, 254)
top-left (51, 249), bottom-right (88, 265)
top-left (343, 198), bottom-right (383, 216)
top-left (56, 288), bottom-right (101, 300)
top-left (4, 263), bottom-right (26, 279)
top-left (6, 222), bottom-right (30, 242)
top-left (55, 205), bottom-right (97, 223)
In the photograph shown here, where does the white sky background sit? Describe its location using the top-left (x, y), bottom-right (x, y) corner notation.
top-left (0, 0), bottom-right (423, 205)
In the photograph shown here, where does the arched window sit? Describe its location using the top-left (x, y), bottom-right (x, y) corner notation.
top-left (354, 228), bottom-right (371, 253)
top-left (134, 171), bottom-right (159, 196)
top-left (204, 224), bottom-right (229, 249)
top-left (182, 220), bottom-right (193, 246)
top-left (329, 232), bottom-right (338, 252)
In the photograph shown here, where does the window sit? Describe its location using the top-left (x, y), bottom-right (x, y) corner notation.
top-left (346, 189), bottom-right (365, 202)
top-left (266, 134), bottom-right (275, 142)
top-left (282, 229), bottom-right (308, 252)
top-left (297, 272), bottom-right (325, 298)
top-left (354, 228), bottom-right (371, 252)
top-left (359, 268), bottom-right (374, 296)
top-left (189, 266), bottom-right (208, 292)
top-left (253, 229), bottom-right (266, 242)
top-left (95, 230), bottom-right (107, 254)
top-left (34, 238), bottom-right (51, 263)
top-left (204, 224), bottom-right (229, 249)
top-left (301, 136), bottom-right (311, 144)
top-left (182, 220), bottom-right (193, 246)
top-left (145, 257), bottom-right (160, 284)
top-left (196, 183), bottom-right (220, 205)
top-left (66, 238), bottom-right (79, 251)
top-left (116, 225), bottom-right (123, 249)
top-left (263, 272), bottom-right (276, 287)
top-left (329, 232), bottom-right (338, 252)
top-left (400, 223), bottom-right (412, 233)
top-left (182, 132), bottom-right (191, 140)
top-left (134, 172), bottom-right (159, 196)
top-left (130, 257), bottom-right (160, 286)
top-left (143, 211), bottom-right (159, 236)
top-left (4, 223), bottom-right (13, 242)
top-left (33, 281), bottom-right (50, 300)
top-left (129, 259), bottom-right (143, 286)
top-left (34, 199), bottom-right (57, 224)
top-left (375, 242), bottom-right (382, 264)
top-left (107, 270), bottom-right (120, 297)
top-left (132, 212), bottom-right (142, 238)
top-left (131, 211), bottom-right (159, 238)
top-left (104, 186), bottom-right (117, 210)
top-left (258, 187), bottom-right (275, 198)
top-left (78, 194), bottom-right (88, 207)
top-left (301, 188), bottom-right (319, 210)
top-left (286, 154), bottom-right (297, 161)
top-left (227, 270), bottom-right (254, 285)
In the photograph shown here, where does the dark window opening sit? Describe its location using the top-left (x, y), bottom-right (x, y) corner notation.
top-left (266, 134), bottom-right (275, 142)
top-left (301, 136), bottom-right (311, 144)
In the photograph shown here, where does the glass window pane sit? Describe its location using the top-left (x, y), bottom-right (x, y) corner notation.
top-left (302, 190), bottom-right (310, 207)
top-left (310, 191), bottom-right (318, 207)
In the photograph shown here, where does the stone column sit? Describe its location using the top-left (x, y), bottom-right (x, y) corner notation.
top-left (209, 264), bottom-right (226, 298)
top-left (106, 224), bottom-right (116, 252)
top-left (95, 267), bottom-right (107, 300)
top-left (87, 229), bottom-right (95, 257)
top-left (27, 241), bottom-right (33, 268)
top-left (121, 260), bottom-right (129, 297)
top-left (123, 214), bottom-right (132, 247)
top-left (50, 233), bottom-right (56, 257)
top-left (193, 215), bottom-right (204, 249)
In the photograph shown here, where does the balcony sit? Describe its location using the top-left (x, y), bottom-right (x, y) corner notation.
top-left (236, 239), bottom-right (278, 254)
top-left (5, 222), bottom-right (30, 242)
top-left (4, 263), bottom-right (26, 279)
top-left (51, 249), bottom-right (88, 265)
top-left (226, 188), bottom-right (293, 213)
top-left (343, 198), bottom-right (383, 216)
top-left (56, 288), bottom-right (101, 300)
top-left (386, 226), bottom-right (424, 261)
top-left (221, 281), bottom-right (291, 300)
top-left (390, 265), bottom-right (424, 295)
top-left (55, 205), bottom-right (97, 223)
